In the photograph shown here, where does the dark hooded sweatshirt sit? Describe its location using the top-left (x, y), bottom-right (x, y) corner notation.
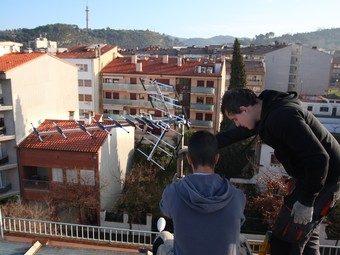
top-left (216, 90), bottom-right (340, 207)
top-left (160, 174), bottom-right (246, 255)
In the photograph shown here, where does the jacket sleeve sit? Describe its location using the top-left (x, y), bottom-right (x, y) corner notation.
top-left (216, 127), bottom-right (258, 149)
top-left (159, 186), bottom-right (172, 218)
top-left (268, 109), bottom-right (329, 206)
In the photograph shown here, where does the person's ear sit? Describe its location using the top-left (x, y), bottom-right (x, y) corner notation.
top-left (186, 154), bottom-right (192, 165)
top-left (239, 106), bottom-right (248, 113)
top-left (214, 154), bottom-right (220, 165)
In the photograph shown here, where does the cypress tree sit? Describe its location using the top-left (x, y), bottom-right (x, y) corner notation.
top-left (229, 38), bottom-right (247, 89)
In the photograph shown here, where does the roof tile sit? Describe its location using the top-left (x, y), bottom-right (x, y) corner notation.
top-left (0, 52), bottom-right (46, 72)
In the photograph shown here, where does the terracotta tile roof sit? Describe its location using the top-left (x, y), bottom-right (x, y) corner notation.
top-left (18, 119), bottom-right (114, 153)
top-left (57, 45), bottom-right (116, 59)
top-left (224, 60), bottom-right (265, 73)
top-left (0, 52), bottom-right (46, 72)
top-left (101, 56), bottom-right (222, 77)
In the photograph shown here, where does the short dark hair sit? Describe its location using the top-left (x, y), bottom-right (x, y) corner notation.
top-left (188, 131), bottom-right (218, 169)
top-left (220, 88), bottom-right (258, 115)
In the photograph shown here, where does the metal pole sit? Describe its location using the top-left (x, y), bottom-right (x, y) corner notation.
top-left (0, 208), bottom-right (3, 240)
top-left (176, 125), bottom-right (185, 177)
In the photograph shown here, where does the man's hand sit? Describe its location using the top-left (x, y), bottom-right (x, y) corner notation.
top-left (291, 201), bottom-right (313, 225)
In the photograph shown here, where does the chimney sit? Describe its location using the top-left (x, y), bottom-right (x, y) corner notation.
top-left (162, 55), bottom-right (168, 64)
top-left (177, 57), bottom-right (182, 67)
top-left (131, 55), bottom-right (137, 64)
top-left (68, 111), bottom-right (75, 120)
top-left (136, 62), bottom-right (142, 72)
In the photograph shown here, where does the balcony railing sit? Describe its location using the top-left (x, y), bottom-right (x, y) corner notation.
top-left (191, 87), bottom-right (215, 94)
top-left (190, 103), bottom-right (214, 111)
top-left (103, 83), bottom-right (174, 93)
top-left (23, 179), bottom-right (49, 190)
top-left (0, 183), bottom-right (11, 194)
top-left (103, 99), bottom-right (174, 109)
top-left (190, 120), bottom-right (213, 128)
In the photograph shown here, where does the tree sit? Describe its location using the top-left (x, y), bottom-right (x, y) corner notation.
top-left (229, 38), bottom-right (247, 89)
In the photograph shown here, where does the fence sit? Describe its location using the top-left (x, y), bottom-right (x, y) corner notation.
top-left (1, 215), bottom-right (158, 248)
top-left (1, 214), bottom-right (340, 254)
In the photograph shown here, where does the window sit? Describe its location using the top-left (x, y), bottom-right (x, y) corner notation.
top-left (197, 80), bottom-right (204, 87)
top-left (206, 97), bottom-right (213, 105)
top-left (197, 97), bottom-right (204, 104)
top-left (320, 106), bottom-right (329, 112)
top-left (84, 80), bottom-right (92, 87)
top-left (113, 93), bottom-right (119, 99)
top-left (80, 170), bottom-right (95, 186)
top-left (104, 78), bottom-right (113, 83)
top-left (139, 94), bottom-right (145, 99)
top-left (130, 93), bottom-right (137, 100)
top-left (206, 81), bottom-right (214, 88)
top-left (130, 108), bottom-right (137, 115)
top-left (66, 169), bottom-right (78, 184)
top-left (78, 94), bottom-right (84, 101)
top-left (307, 106), bottom-right (313, 111)
top-left (130, 78), bottom-right (137, 84)
top-left (205, 113), bottom-right (212, 121)
top-left (196, 113), bottom-right (203, 120)
top-left (78, 80), bottom-right (92, 87)
top-left (52, 168), bottom-right (63, 183)
top-left (76, 64), bottom-right (88, 72)
top-left (105, 92), bottom-right (111, 99)
top-left (84, 94), bottom-right (92, 101)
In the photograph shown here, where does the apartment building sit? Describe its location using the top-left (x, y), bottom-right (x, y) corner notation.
top-left (57, 44), bottom-right (122, 118)
top-left (17, 118), bottom-right (134, 224)
top-left (0, 52), bottom-right (79, 200)
top-left (101, 55), bottom-right (226, 133)
top-left (330, 54), bottom-right (340, 88)
top-left (0, 41), bottom-right (22, 56)
top-left (263, 44), bottom-right (332, 95)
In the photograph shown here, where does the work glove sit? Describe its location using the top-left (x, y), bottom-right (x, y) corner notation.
top-left (291, 201), bottom-right (313, 225)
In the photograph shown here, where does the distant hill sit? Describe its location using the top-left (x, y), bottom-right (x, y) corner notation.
top-left (0, 23), bottom-right (340, 51)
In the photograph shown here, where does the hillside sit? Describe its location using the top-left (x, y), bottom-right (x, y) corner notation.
top-left (1, 23), bottom-right (340, 51)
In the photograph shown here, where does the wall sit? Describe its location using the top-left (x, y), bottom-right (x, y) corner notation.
top-left (99, 126), bottom-right (134, 211)
top-left (5, 54), bottom-right (79, 144)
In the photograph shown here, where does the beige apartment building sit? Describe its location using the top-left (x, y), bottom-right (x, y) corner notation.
top-left (57, 44), bottom-right (122, 119)
top-left (101, 55), bottom-right (226, 133)
top-left (0, 52), bottom-right (79, 200)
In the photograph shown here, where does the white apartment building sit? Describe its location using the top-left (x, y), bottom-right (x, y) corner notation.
top-left (0, 52), bottom-right (79, 199)
top-left (57, 44), bottom-right (122, 119)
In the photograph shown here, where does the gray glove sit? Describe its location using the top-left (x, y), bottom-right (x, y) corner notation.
top-left (291, 201), bottom-right (313, 225)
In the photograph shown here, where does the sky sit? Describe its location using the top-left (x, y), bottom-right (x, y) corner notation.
top-left (1, 0), bottom-right (340, 39)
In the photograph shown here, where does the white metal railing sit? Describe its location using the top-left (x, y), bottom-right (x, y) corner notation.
top-left (1, 216), bottom-right (158, 247)
top-left (1, 215), bottom-right (340, 254)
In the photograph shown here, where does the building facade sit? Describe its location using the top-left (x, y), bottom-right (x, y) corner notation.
top-left (17, 119), bottom-right (134, 224)
top-left (101, 55), bottom-right (226, 133)
top-left (57, 44), bottom-right (122, 118)
top-left (0, 52), bottom-right (79, 200)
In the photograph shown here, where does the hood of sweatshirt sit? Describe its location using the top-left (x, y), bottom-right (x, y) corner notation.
top-left (174, 174), bottom-right (234, 214)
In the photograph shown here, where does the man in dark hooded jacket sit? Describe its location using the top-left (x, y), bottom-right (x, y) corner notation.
top-left (217, 88), bottom-right (340, 255)
top-left (158, 130), bottom-right (246, 255)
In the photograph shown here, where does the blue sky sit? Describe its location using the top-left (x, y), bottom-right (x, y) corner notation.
top-left (1, 0), bottom-right (339, 39)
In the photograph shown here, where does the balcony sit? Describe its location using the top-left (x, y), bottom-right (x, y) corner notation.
top-left (23, 178), bottom-right (49, 190)
top-left (103, 99), bottom-right (174, 109)
top-left (190, 120), bottom-right (213, 128)
top-left (103, 83), bottom-right (174, 93)
top-left (0, 183), bottom-right (11, 194)
top-left (190, 103), bottom-right (214, 111)
top-left (191, 87), bottom-right (215, 95)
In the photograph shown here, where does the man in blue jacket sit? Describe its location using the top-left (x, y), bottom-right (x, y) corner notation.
top-left (158, 130), bottom-right (246, 255)
top-left (217, 88), bottom-right (340, 255)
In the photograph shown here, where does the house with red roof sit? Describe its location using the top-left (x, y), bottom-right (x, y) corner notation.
top-left (0, 52), bottom-right (79, 200)
top-left (57, 44), bottom-right (122, 120)
top-left (101, 55), bottom-right (226, 133)
top-left (17, 118), bottom-right (134, 224)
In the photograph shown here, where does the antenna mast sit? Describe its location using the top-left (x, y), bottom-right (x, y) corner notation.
top-left (85, 4), bottom-right (90, 31)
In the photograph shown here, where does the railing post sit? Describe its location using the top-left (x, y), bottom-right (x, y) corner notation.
top-left (0, 208), bottom-right (3, 240)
